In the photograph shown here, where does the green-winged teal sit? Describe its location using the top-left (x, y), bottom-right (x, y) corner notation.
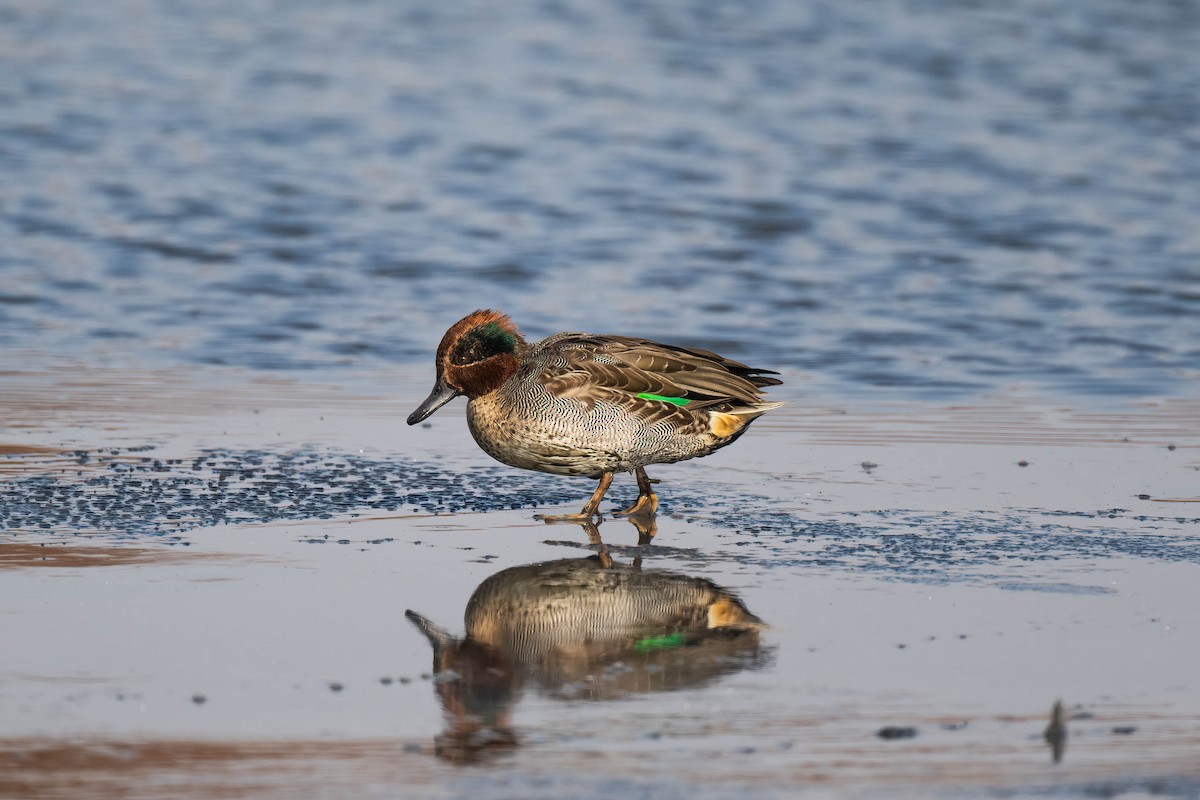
top-left (408, 309), bottom-right (782, 520)
top-left (406, 555), bottom-right (765, 758)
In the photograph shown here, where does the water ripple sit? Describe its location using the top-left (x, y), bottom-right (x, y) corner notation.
top-left (0, 0), bottom-right (1197, 400)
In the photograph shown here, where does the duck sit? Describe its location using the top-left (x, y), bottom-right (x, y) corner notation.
top-left (457, 556), bottom-right (766, 668)
top-left (406, 555), bottom-right (766, 760)
top-left (407, 309), bottom-right (782, 520)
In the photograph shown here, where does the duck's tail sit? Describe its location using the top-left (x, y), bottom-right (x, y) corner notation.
top-left (708, 401), bottom-right (784, 439)
top-left (708, 595), bottom-right (770, 631)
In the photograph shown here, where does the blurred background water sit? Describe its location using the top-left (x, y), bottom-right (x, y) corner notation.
top-left (1, 0), bottom-right (1197, 401)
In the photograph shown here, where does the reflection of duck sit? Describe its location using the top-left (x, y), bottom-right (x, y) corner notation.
top-left (406, 309), bottom-right (782, 521)
top-left (407, 556), bottom-right (767, 762)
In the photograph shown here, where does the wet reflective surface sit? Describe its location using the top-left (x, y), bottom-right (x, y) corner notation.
top-left (407, 553), bottom-right (767, 762)
top-left (3, 0), bottom-right (1200, 797)
top-left (2, 370), bottom-right (1198, 798)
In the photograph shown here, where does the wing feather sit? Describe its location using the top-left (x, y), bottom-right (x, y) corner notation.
top-left (532, 333), bottom-right (781, 410)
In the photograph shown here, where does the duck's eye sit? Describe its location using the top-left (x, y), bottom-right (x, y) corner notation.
top-left (450, 322), bottom-right (516, 365)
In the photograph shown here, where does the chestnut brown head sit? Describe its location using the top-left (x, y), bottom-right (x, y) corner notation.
top-left (407, 310), bottom-right (524, 425)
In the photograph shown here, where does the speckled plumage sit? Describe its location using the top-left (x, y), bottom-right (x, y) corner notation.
top-left (463, 557), bottom-right (766, 667)
top-left (404, 556), bottom-right (766, 746)
top-left (408, 310), bottom-right (782, 519)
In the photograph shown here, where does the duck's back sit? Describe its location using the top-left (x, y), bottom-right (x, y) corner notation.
top-left (464, 558), bottom-right (763, 665)
top-left (466, 333), bottom-right (781, 477)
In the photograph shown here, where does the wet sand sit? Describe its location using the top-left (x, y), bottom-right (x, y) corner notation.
top-left (2, 364), bottom-right (1198, 799)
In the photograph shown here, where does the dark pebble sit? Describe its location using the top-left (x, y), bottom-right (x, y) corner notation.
top-left (877, 726), bottom-right (918, 740)
top-left (329, 682), bottom-right (344, 692)
top-left (192, 694), bottom-right (207, 704)
top-left (1017, 460), bottom-right (1029, 467)
top-left (380, 677), bottom-right (393, 685)
top-left (1112, 726), bottom-right (1137, 735)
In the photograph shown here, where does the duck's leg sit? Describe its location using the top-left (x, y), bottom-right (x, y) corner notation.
top-left (624, 514), bottom-right (657, 546)
top-left (535, 472), bottom-right (614, 522)
top-left (580, 521), bottom-right (615, 569)
top-left (612, 467), bottom-right (659, 518)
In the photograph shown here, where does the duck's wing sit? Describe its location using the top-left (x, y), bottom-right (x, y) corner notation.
top-left (530, 333), bottom-right (781, 413)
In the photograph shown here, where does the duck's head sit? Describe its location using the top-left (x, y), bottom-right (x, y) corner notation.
top-left (407, 309), bottom-right (524, 425)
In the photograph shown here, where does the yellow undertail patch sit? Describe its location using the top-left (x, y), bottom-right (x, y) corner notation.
top-left (707, 596), bottom-right (767, 630)
top-left (707, 597), bottom-right (741, 628)
top-left (707, 402), bottom-right (783, 438)
top-left (709, 411), bottom-right (747, 439)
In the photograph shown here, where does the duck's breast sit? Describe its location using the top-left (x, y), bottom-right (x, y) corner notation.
top-left (467, 382), bottom-right (718, 476)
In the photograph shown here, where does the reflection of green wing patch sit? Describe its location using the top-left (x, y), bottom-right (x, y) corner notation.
top-left (636, 393), bottom-right (690, 407)
top-left (633, 632), bottom-right (687, 652)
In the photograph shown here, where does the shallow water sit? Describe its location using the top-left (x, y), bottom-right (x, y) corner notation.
top-left (3, 1), bottom-right (1200, 798)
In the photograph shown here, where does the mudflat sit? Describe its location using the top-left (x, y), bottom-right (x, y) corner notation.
top-left (2, 366), bottom-right (1197, 799)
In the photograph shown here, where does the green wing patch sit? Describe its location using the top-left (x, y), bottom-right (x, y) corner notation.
top-left (636, 393), bottom-right (690, 407)
top-left (633, 632), bottom-right (687, 652)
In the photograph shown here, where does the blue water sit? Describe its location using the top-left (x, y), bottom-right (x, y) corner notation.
top-left (1, 0), bottom-right (1198, 400)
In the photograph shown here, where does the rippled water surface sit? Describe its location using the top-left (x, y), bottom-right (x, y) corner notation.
top-left (3, 2), bottom-right (1200, 799)
top-left (2, 0), bottom-right (1199, 398)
